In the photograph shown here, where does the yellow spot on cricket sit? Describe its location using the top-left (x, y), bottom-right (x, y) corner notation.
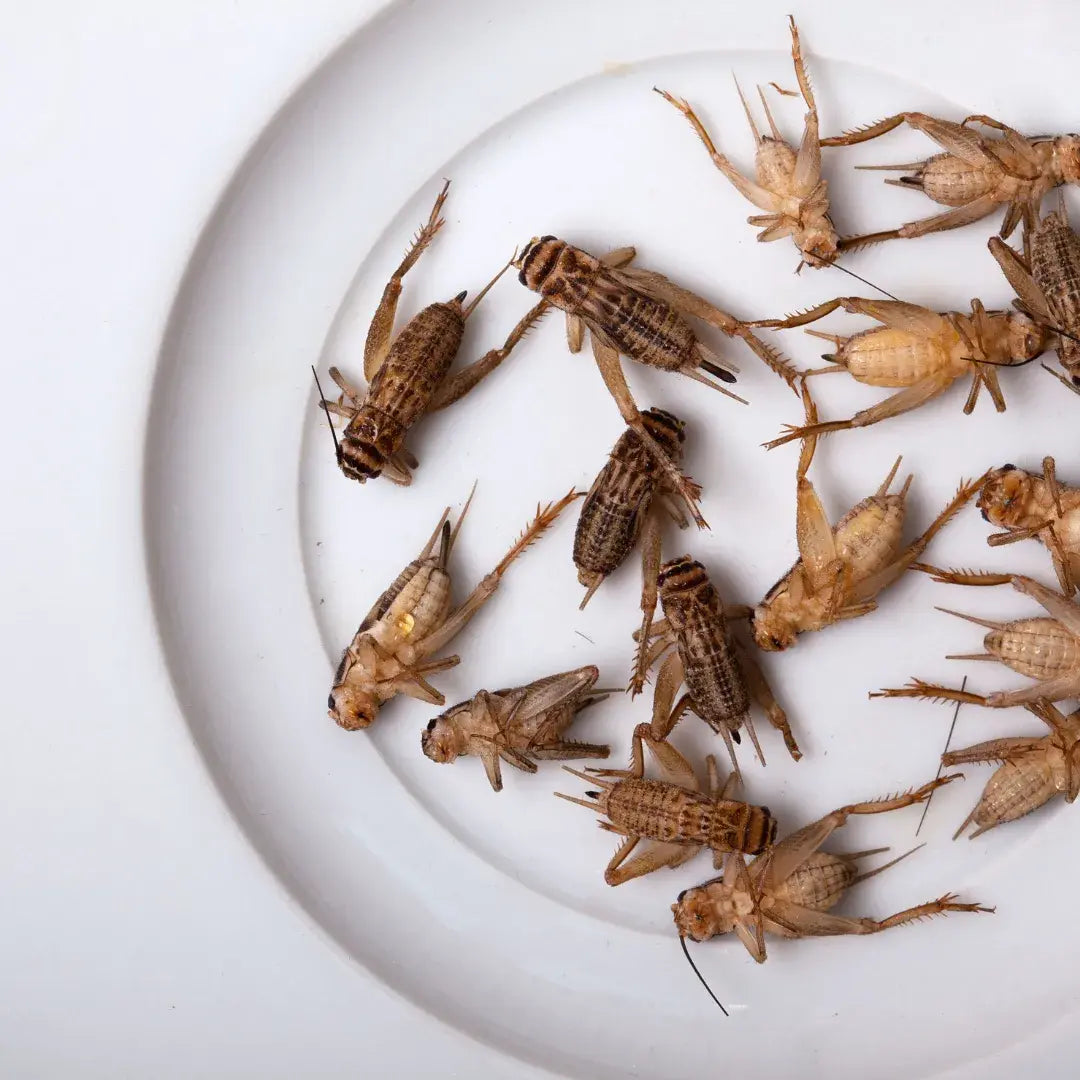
top-left (397, 612), bottom-right (416, 638)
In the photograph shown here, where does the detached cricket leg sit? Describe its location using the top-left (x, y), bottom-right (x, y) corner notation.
top-left (735, 641), bottom-right (802, 761)
top-left (417, 491), bottom-right (581, 657)
top-left (364, 180), bottom-right (449, 381)
top-left (630, 512), bottom-right (663, 696)
top-left (427, 300), bottom-right (549, 410)
top-left (590, 335), bottom-right (708, 528)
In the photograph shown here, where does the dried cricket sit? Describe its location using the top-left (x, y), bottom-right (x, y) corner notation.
top-left (978, 458), bottom-right (1080, 596)
top-left (752, 385), bottom-right (985, 651)
top-left (753, 296), bottom-right (1050, 447)
top-left (990, 206), bottom-right (1080, 393)
top-left (633, 555), bottom-right (800, 774)
top-left (928, 698), bottom-right (1080, 839)
top-left (574, 406), bottom-right (695, 614)
top-left (672, 775), bottom-right (992, 966)
top-left (513, 237), bottom-right (800, 527)
top-left (421, 665), bottom-right (612, 792)
top-left (656, 16), bottom-right (839, 268)
top-left (822, 113), bottom-right (1080, 256)
top-left (555, 722), bottom-right (776, 886)
top-left (873, 572), bottom-right (1080, 709)
top-left (314, 180), bottom-right (547, 485)
top-left (328, 487), bottom-right (579, 730)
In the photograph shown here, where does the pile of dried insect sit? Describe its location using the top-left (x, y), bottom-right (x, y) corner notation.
top-left (302, 10), bottom-right (1080, 1021)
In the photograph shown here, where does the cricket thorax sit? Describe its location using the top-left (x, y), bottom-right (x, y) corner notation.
top-left (340, 408), bottom-right (408, 481)
top-left (1050, 136), bottom-right (1080, 185)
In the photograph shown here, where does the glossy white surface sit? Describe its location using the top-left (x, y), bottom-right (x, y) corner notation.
top-left (5, 2), bottom-right (1080, 1077)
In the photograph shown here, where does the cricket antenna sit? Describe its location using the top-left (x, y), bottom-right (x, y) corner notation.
top-left (828, 261), bottom-right (901, 301)
top-left (679, 935), bottom-right (728, 1017)
top-left (312, 366), bottom-right (341, 460)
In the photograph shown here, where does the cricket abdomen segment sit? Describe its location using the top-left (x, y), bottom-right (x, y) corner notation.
top-left (919, 155), bottom-right (1001, 206)
top-left (833, 494), bottom-right (906, 582)
top-left (988, 618), bottom-right (1080, 680)
top-left (606, 779), bottom-right (774, 854)
top-left (843, 328), bottom-right (960, 387)
top-left (771, 852), bottom-right (856, 913)
top-left (973, 753), bottom-right (1066, 832)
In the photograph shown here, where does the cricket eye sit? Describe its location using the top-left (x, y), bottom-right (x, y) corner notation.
top-left (426, 718), bottom-right (438, 731)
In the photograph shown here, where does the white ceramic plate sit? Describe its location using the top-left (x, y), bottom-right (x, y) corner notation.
top-left (145, 2), bottom-right (1080, 1076)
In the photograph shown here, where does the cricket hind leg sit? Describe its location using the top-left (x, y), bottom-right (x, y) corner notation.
top-left (364, 180), bottom-right (450, 381)
top-left (590, 335), bottom-right (709, 528)
top-left (734, 639), bottom-right (802, 761)
top-left (630, 513), bottom-right (664, 697)
top-left (653, 88), bottom-right (782, 213)
top-left (604, 836), bottom-right (701, 887)
top-left (427, 299), bottom-right (549, 411)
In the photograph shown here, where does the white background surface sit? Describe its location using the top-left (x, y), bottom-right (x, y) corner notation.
top-left (4, 2), bottom-right (1080, 1077)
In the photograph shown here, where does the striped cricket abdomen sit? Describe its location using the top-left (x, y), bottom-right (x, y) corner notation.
top-left (844, 328), bottom-right (952, 387)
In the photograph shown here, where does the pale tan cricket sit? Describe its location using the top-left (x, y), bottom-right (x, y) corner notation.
top-left (751, 295), bottom-right (1051, 447)
top-left (556, 722), bottom-right (776, 887)
top-left (656, 16), bottom-right (839, 269)
top-left (314, 180), bottom-right (548, 485)
top-left (821, 112), bottom-right (1080, 257)
top-left (923, 697), bottom-right (1080, 839)
top-left (751, 384), bottom-right (986, 651)
top-left (573, 407), bottom-right (696, 611)
top-left (421, 665), bottom-right (612, 793)
top-left (978, 458), bottom-right (1080, 596)
top-left (873, 572), bottom-right (1080, 709)
top-left (327, 486), bottom-right (580, 730)
top-left (990, 206), bottom-right (1080, 394)
top-left (672, 775), bottom-right (992, 969)
top-left (512, 237), bottom-right (800, 528)
top-left (632, 555), bottom-right (799, 776)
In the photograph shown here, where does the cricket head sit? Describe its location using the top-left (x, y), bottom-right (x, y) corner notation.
top-left (1052, 135), bottom-right (1080, 184)
top-left (328, 684), bottom-right (379, 731)
top-left (673, 878), bottom-right (753, 943)
top-left (513, 234), bottom-right (566, 292)
top-left (1003, 312), bottom-right (1052, 365)
top-left (752, 601), bottom-right (798, 652)
top-left (976, 464), bottom-right (1036, 529)
top-left (657, 556), bottom-right (717, 628)
top-left (421, 710), bottom-right (469, 764)
top-left (641, 407), bottom-right (687, 463)
top-left (796, 221), bottom-right (839, 269)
